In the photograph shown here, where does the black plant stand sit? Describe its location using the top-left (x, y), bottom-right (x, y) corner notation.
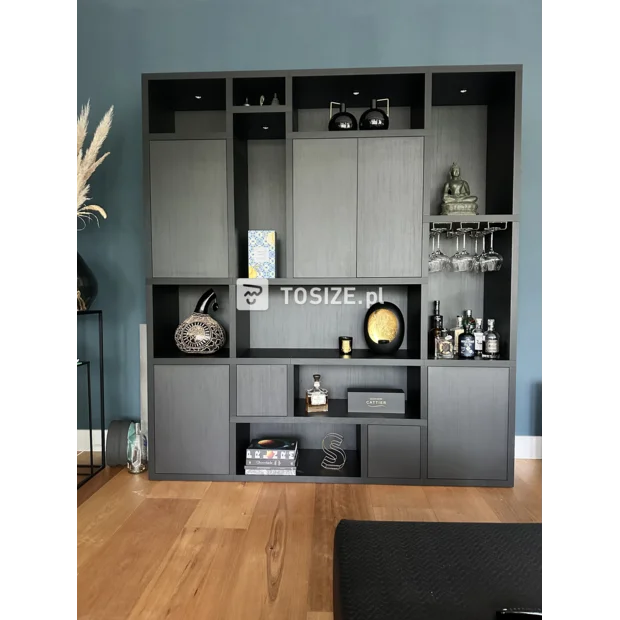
top-left (77, 310), bottom-right (106, 488)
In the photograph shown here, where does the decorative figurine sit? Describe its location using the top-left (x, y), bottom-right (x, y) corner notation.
top-left (259, 95), bottom-right (265, 106)
top-left (174, 288), bottom-right (226, 354)
top-left (441, 163), bottom-right (479, 215)
top-left (321, 433), bottom-right (347, 471)
top-left (271, 93), bottom-right (280, 105)
top-left (243, 97), bottom-right (250, 106)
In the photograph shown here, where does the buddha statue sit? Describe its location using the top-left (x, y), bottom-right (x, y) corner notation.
top-left (441, 163), bottom-right (479, 215)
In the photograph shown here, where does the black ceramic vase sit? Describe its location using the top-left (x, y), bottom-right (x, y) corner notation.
top-left (328, 102), bottom-right (358, 131)
top-left (77, 252), bottom-right (98, 311)
top-left (363, 301), bottom-right (404, 354)
top-left (359, 98), bottom-right (390, 130)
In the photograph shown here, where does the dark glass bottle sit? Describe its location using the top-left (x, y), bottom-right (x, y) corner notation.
top-left (359, 98), bottom-right (390, 130)
top-left (328, 102), bottom-right (358, 131)
top-left (483, 318), bottom-right (500, 359)
top-left (428, 300), bottom-right (443, 358)
top-left (463, 309), bottom-right (476, 333)
top-left (458, 323), bottom-right (476, 359)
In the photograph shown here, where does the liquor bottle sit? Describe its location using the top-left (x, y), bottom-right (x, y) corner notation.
top-left (463, 309), bottom-right (476, 333)
top-left (436, 329), bottom-right (454, 359)
top-left (428, 300), bottom-right (443, 357)
top-left (483, 319), bottom-right (500, 359)
top-left (459, 323), bottom-right (476, 359)
top-left (306, 374), bottom-right (329, 413)
top-left (127, 422), bottom-right (148, 474)
top-left (473, 318), bottom-right (484, 357)
top-left (451, 316), bottom-right (464, 352)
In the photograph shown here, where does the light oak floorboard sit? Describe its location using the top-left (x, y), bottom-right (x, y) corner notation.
top-left (77, 461), bottom-right (541, 619)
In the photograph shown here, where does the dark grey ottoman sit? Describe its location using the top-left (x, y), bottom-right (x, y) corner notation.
top-left (334, 520), bottom-right (541, 620)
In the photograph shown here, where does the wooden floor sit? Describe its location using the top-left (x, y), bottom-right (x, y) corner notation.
top-left (77, 460), bottom-right (541, 620)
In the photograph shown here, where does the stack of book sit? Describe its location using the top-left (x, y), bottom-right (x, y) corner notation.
top-left (245, 438), bottom-right (298, 476)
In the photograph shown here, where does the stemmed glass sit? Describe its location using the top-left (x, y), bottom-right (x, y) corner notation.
top-left (450, 228), bottom-right (474, 272)
top-left (480, 227), bottom-right (503, 272)
top-left (470, 230), bottom-right (485, 273)
top-left (428, 228), bottom-right (450, 273)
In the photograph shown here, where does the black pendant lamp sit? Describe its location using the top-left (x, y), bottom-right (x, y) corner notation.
top-left (359, 98), bottom-right (390, 130)
top-left (328, 101), bottom-right (358, 131)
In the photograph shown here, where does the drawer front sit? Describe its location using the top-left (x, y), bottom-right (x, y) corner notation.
top-left (237, 365), bottom-right (288, 417)
top-left (367, 425), bottom-right (421, 479)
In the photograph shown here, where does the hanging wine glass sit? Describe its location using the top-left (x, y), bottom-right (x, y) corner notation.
top-left (470, 230), bottom-right (485, 273)
top-left (480, 227), bottom-right (503, 272)
top-left (450, 228), bottom-right (474, 272)
top-left (429, 228), bottom-right (450, 273)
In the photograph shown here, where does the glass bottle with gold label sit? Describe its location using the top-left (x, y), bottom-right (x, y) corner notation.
top-left (306, 374), bottom-right (329, 413)
top-left (436, 329), bottom-right (454, 359)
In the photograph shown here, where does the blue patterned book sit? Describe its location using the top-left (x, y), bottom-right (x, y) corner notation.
top-left (248, 230), bottom-right (276, 278)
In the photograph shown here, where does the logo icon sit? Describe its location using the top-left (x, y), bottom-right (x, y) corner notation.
top-left (236, 278), bottom-right (269, 311)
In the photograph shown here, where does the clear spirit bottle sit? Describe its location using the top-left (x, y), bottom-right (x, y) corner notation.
top-left (451, 316), bottom-right (464, 353)
top-left (306, 374), bottom-right (329, 413)
top-left (436, 329), bottom-right (454, 359)
top-left (459, 323), bottom-right (476, 359)
top-left (483, 319), bottom-right (500, 359)
top-left (473, 318), bottom-right (484, 358)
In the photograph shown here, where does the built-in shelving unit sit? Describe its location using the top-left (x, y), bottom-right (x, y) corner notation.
top-left (143, 65), bottom-right (521, 487)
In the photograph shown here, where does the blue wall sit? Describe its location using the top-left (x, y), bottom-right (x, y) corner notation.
top-left (77, 0), bottom-right (541, 435)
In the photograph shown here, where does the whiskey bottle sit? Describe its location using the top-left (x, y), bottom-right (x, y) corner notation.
top-left (463, 309), bottom-right (476, 333)
top-left (473, 318), bottom-right (484, 357)
top-left (459, 323), bottom-right (476, 359)
top-left (436, 329), bottom-right (454, 359)
top-left (428, 301), bottom-right (443, 357)
top-left (451, 316), bottom-right (464, 352)
top-left (483, 319), bottom-right (500, 359)
top-left (306, 374), bottom-right (329, 413)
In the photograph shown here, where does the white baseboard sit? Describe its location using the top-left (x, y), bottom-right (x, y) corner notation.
top-left (77, 429), bottom-right (107, 452)
top-left (515, 435), bottom-right (542, 459)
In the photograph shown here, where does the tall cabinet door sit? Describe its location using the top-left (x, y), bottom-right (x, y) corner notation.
top-left (154, 365), bottom-right (229, 475)
top-left (357, 137), bottom-right (424, 277)
top-left (293, 139), bottom-right (358, 277)
top-left (428, 367), bottom-right (509, 480)
top-left (150, 140), bottom-right (228, 277)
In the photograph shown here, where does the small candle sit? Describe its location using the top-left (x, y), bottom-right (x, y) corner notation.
top-left (339, 336), bottom-right (353, 355)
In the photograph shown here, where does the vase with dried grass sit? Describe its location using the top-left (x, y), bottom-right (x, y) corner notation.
top-left (77, 101), bottom-right (113, 311)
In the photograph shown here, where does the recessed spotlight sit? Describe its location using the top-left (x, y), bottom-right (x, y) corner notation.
top-left (262, 125), bottom-right (269, 130)
top-left (460, 89), bottom-right (467, 94)
top-left (195, 95), bottom-right (202, 99)
top-left (353, 91), bottom-right (360, 96)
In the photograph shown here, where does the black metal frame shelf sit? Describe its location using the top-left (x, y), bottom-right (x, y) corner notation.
top-left (143, 64), bottom-right (521, 487)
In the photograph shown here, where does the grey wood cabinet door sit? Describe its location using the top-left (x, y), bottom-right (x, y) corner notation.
top-left (428, 367), bottom-right (509, 480)
top-left (368, 425), bottom-right (421, 479)
top-left (357, 137), bottom-right (424, 277)
top-left (293, 139), bottom-right (358, 277)
top-left (150, 140), bottom-right (228, 277)
top-left (237, 365), bottom-right (288, 416)
top-left (154, 365), bottom-right (229, 475)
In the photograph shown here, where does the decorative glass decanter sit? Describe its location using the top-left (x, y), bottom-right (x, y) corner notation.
top-left (306, 374), bottom-right (329, 413)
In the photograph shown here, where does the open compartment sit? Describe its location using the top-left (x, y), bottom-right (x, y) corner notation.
top-left (234, 422), bottom-right (361, 478)
top-left (151, 285), bottom-right (231, 359)
top-left (233, 110), bottom-right (286, 279)
top-left (236, 284), bottom-right (421, 360)
top-left (426, 221), bottom-right (515, 360)
top-left (429, 71), bottom-right (517, 215)
top-left (294, 365), bottom-right (421, 421)
top-left (292, 72), bottom-right (425, 132)
top-left (147, 78), bottom-right (227, 135)
top-left (233, 76), bottom-right (286, 107)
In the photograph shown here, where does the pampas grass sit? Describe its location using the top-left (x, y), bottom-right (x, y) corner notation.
top-left (77, 101), bottom-right (114, 229)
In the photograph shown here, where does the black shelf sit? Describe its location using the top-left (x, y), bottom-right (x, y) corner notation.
top-left (237, 348), bottom-right (422, 366)
top-left (288, 129), bottom-right (430, 140)
top-left (232, 105), bottom-right (291, 114)
top-left (293, 399), bottom-right (424, 424)
top-left (241, 449), bottom-right (360, 480)
top-left (426, 358), bottom-right (514, 368)
top-left (424, 214), bottom-right (517, 223)
top-left (153, 349), bottom-right (231, 364)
